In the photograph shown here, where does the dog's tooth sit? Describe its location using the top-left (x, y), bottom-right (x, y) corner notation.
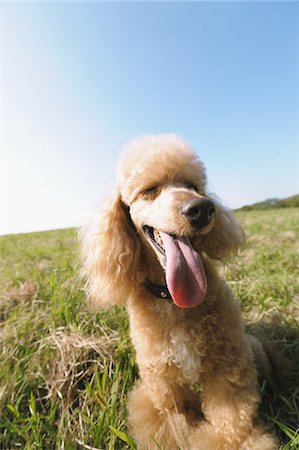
top-left (154, 229), bottom-right (164, 248)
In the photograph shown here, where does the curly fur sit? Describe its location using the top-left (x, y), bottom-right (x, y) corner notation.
top-left (80, 134), bottom-right (278, 449)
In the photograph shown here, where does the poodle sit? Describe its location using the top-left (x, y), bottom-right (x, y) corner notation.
top-left (80, 134), bottom-right (278, 450)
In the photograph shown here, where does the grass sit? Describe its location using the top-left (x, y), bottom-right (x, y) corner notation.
top-left (0, 209), bottom-right (298, 449)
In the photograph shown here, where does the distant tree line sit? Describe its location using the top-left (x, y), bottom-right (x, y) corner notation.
top-left (237, 194), bottom-right (299, 211)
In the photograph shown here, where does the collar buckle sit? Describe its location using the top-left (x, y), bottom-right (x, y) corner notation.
top-left (144, 279), bottom-right (172, 301)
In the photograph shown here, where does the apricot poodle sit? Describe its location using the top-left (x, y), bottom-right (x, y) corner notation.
top-left (80, 134), bottom-right (278, 449)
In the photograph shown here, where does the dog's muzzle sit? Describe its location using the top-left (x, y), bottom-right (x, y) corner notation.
top-left (180, 198), bottom-right (215, 230)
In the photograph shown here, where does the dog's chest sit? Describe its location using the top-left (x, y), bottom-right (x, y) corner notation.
top-left (129, 301), bottom-right (206, 384)
top-left (165, 326), bottom-right (202, 384)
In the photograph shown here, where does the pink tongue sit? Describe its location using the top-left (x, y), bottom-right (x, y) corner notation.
top-left (159, 231), bottom-right (207, 308)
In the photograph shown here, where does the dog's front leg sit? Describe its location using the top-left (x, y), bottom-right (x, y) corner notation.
top-left (195, 373), bottom-right (278, 450)
top-left (127, 370), bottom-right (195, 450)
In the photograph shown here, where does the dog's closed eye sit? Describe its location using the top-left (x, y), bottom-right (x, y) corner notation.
top-left (185, 183), bottom-right (199, 193)
top-left (140, 186), bottom-right (160, 198)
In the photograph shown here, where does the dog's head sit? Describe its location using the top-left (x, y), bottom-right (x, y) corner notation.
top-left (80, 134), bottom-right (245, 308)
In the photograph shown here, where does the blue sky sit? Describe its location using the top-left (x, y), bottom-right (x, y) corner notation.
top-left (1, 1), bottom-right (298, 234)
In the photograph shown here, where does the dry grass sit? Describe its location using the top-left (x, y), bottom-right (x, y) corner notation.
top-left (0, 280), bottom-right (39, 322)
top-left (45, 329), bottom-right (120, 402)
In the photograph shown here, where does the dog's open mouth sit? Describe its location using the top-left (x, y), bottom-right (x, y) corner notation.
top-left (143, 225), bottom-right (166, 257)
top-left (143, 225), bottom-right (207, 308)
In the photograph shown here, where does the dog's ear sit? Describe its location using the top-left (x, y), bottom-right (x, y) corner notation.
top-left (202, 198), bottom-right (245, 260)
top-left (79, 191), bottom-right (142, 308)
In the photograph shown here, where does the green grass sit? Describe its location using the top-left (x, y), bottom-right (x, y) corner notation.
top-left (0, 209), bottom-right (298, 449)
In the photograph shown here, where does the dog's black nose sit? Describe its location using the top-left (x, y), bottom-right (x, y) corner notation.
top-left (181, 198), bottom-right (216, 229)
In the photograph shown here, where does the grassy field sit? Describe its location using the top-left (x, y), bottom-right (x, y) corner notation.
top-left (0, 209), bottom-right (298, 449)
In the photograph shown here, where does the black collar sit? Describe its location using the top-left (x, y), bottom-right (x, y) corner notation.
top-left (144, 279), bottom-right (172, 301)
